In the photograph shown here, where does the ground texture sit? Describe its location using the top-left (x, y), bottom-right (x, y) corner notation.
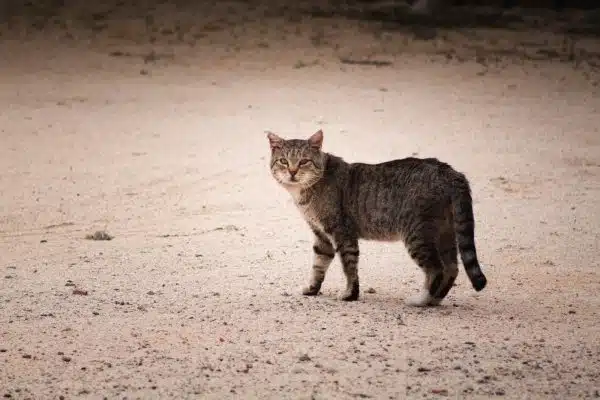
top-left (1, 1), bottom-right (599, 399)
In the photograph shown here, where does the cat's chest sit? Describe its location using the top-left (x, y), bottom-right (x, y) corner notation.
top-left (298, 203), bottom-right (323, 229)
top-left (288, 189), bottom-right (327, 231)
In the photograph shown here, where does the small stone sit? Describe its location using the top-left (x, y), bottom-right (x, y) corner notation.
top-left (85, 230), bottom-right (112, 241)
top-left (147, 291), bottom-right (156, 295)
top-left (299, 353), bottom-right (311, 362)
top-left (238, 363), bottom-right (252, 373)
top-left (22, 354), bottom-right (32, 359)
top-left (62, 356), bottom-right (72, 362)
top-left (72, 289), bottom-right (88, 296)
top-left (417, 367), bottom-right (430, 372)
top-left (290, 366), bottom-right (305, 374)
top-left (366, 287), bottom-right (376, 294)
top-left (495, 389), bottom-right (506, 396)
top-left (431, 389), bottom-right (448, 395)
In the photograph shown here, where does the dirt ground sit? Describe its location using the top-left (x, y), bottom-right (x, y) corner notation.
top-left (1, 1), bottom-right (599, 399)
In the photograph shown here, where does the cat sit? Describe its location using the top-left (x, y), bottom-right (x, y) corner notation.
top-left (266, 129), bottom-right (487, 307)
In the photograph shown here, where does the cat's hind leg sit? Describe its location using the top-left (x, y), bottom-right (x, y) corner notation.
top-left (302, 229), bottom-right (335, 297)
top-left (405, 237), bottom-right (445, 307)
top-left (429, 230), bottom-right (459, 306)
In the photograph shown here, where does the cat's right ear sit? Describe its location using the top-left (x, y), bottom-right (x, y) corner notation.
top-left (308, 129), bottom-right (323, 150)
top-left (266, 131), bottom-right (283, 151)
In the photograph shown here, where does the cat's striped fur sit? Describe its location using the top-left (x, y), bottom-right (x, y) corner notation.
top-left (267, 130), bottom-right (487, 306)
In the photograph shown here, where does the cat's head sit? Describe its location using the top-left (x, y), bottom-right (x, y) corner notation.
top-left (267, 130), bottom-right (326, 189)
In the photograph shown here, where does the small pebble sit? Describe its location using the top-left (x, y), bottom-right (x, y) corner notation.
top-left (85, 230), bottom-right (113, 241)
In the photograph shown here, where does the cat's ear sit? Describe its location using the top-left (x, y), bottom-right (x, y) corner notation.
top-left (308, 130), bottom-right (323, 150)
top-left (266, 131), bottom-right (283, 150)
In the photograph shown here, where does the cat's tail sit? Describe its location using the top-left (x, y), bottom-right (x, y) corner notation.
top-left (451, 177), bottom-right (487, 292)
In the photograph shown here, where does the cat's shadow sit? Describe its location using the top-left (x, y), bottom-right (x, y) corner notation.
top-left (306, 289), bottom-right (482, 313)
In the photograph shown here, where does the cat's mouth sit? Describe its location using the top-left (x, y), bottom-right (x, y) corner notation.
top-left (281, 178), bottom-right (303, 188)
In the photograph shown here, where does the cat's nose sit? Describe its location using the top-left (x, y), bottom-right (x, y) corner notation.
top-left (288, 168), bottom-right (298, 177)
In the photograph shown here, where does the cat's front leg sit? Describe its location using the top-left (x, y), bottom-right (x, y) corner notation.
top-left (335, 236), bottom-right (360, 301)
top-left (302, 230), bottom-right (335, 296)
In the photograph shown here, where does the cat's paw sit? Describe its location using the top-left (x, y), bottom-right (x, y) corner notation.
top-left (405, 291), bottom-right (435, 307)
top-left (340, 283), bottom-right (359, 301)
top-left (428, 297), bottom-right (444, 306)
top-left (302, 285), bottom-right (320, 296)
top-left (340, 292), bottom-right (359, 301)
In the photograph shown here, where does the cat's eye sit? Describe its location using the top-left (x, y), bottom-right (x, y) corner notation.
top-left (298, 159), bottom-right (311, 166)
top-left (278, 158), bottom-right (288, 165)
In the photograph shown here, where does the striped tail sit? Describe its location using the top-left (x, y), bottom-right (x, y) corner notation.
top-left (452, 180), bottom-right (487, 292)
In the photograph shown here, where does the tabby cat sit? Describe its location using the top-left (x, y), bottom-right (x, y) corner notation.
top-left (267, 130), bottom-right (487, 307)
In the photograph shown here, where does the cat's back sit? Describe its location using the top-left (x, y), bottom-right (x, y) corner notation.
top-left (348, 156), bottom-right (456, 182)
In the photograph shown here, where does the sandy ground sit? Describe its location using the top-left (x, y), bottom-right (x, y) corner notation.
top-left (1, 1), bottom-right (600, 399)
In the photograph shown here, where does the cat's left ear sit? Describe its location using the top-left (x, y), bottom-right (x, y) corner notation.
top-left (266, 131), bottom-right (283, 150)
top-left (308, 130), bottom-right (323, 150)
